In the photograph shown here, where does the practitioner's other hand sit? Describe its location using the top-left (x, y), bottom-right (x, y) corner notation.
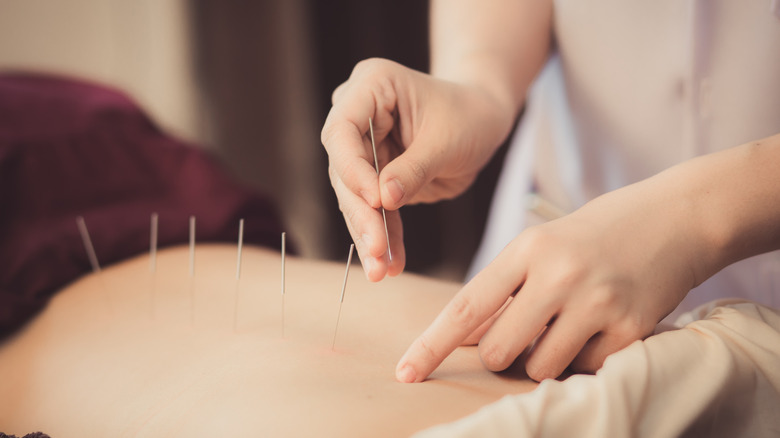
top-left (321, 58), bottom-right (515, 281)
top-left (396, 172), bottom-right (716, 383)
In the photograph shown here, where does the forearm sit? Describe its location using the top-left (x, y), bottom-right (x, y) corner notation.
top-left (430, 0), bottom-right (552, 123)
top-left (666, 133), bottom-right (780, 283)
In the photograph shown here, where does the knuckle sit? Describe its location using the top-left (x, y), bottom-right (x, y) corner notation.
top-left (352, 57), bottom-right (393, 77)
top-left (343, 202), bottom-right (358, 223)
top-left (408, 156), bottom-right (429, 184)
top-left (551, 253), bottom-right (590, 288)
top-left (352, 59), bottom-right (399, 114)
top-left (331, 82), bottom-right (347, 105)
top-left (352, 58), bottom-right (374, 75)
top-left (587, 287), bottom-right (621, 313)
top-left (339, 159), bottom-right (363, 186)
top-left (446, 294), bottom-right (477, 327)
top-left (374, 75), bottom-right (398, 113)
top-left (320, 118), bottom-right (337, 148)
top-left (513, 226), bottom-right (552, 258)
top-left (479, 341), bottom-right (512, 372)
top-left (415, 333), bottom-right (439, 360)
top-left (519, 225), bottom-right (549, 248)
top-left (525, 361), bottom-right (556, 382)
top-left (618, 314), bottom-right (652, 340)
top-left (333, 190), bottom-right (357, 221)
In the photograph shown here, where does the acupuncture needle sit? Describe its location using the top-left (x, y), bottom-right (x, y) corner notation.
top-left (331, 243), bottom-right (355, 351)
top-left (77, 216), bottom-right (101, 274)
top-left (233, 218), bottom-right (244, 332)
top-left (150, 213), bottom-right (158, 274)
top-left (281, 232), bottom-right (286, 338)
top-left (76, 216), bottom-right (110, 311)
top-left (149, 213), bottom-right (159, 320)
top-left (368, 117), bottom-right (392, 263)
top-left (189, 215), bottom-right (196, 324)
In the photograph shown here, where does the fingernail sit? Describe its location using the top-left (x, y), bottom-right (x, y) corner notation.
top-left (386, 178), bottom-right (405, 205)
top-left (397, 364), bottom-right (417, 383)
top-left (363, 256), bottom-right (376, 278)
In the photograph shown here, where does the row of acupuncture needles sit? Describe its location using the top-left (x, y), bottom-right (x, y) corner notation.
top-left (75, 214), bottom-right (356, 350)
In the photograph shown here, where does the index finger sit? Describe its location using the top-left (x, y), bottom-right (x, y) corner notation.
top-left (395, 241), bottom-right (528, 383)
top-left (321, 84), bottom-right (388, 208)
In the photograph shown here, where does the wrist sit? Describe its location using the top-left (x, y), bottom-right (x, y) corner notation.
top-left (432, 56), bottom-right (524, 124)
top-left (657, 135), bottom-right (780, 284)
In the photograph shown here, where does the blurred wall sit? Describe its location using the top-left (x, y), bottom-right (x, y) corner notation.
top-left (190, 0), bottom-right (328, 259)
top-left (0, 0), bottom-right (506, 281)
top-left (0, 0), bottom-right (200, 142)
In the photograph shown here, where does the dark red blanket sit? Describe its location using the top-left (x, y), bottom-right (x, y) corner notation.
top-left (0, 72), bottom-right (285, 340)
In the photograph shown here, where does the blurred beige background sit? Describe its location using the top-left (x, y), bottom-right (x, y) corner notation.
top-left (0, 0), bottom-right (327, 259)
top-left (0, 0), bottom-right (506, 281)
top-left (0, 0), bottom-right (199, 141)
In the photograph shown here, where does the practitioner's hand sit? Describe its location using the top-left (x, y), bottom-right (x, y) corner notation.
top-left (396, 174), bottom-right (715, 383)
top-left (322, 58), bottom-right (515, 281)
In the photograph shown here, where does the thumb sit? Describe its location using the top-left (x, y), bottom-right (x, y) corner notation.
top-left (379, 139), bottom-right (441, 210)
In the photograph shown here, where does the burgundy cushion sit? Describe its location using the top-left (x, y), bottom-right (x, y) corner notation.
top-left (0, 72), bottom-right (286, 339)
